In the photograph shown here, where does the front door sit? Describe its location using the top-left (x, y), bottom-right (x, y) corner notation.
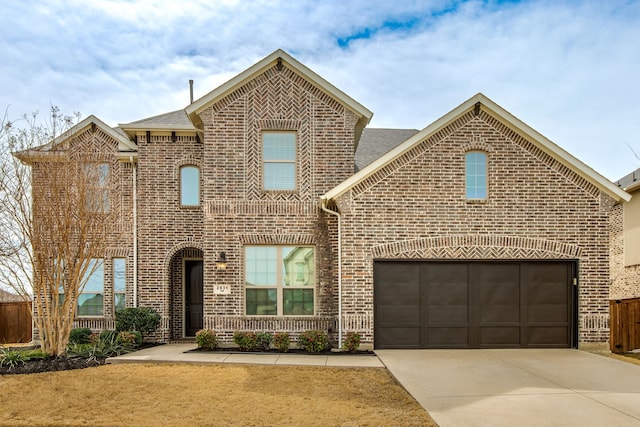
top-left (185, 260), bottom-right (203, 337)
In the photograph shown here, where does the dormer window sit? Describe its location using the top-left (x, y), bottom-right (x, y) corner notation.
top-left (263, 132), bottom-right (296, 191)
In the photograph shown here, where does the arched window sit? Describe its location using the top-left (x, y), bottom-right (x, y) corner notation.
top-left (180, 166), bottom-right (200, 206)
top-left (465, 151), bottom-right (487, 199)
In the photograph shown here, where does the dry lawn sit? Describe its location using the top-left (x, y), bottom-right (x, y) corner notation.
top-left (0, 363), bottom-right (436, 426)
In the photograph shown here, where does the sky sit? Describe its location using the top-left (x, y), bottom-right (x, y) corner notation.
top-left (1, 0), bottom-right (639, 181)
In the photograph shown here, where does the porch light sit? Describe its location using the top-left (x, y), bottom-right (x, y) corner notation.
top-left (216, 252), bottom-right (227, 270)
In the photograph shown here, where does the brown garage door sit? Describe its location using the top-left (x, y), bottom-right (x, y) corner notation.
top-left (374, 261), bottom-right (576, 349)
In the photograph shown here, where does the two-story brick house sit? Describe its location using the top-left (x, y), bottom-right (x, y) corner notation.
top-left (21, 49), bottom-right (630, 349)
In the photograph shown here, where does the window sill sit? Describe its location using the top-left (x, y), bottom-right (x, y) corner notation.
top-left (466, 198), bottom-right (488, 204)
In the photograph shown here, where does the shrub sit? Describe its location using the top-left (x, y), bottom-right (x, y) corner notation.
top-left (342, 332), bottom-right (362, 353)
top-left (297, 330), bottom-right (329, 353)
top-left (118, 331), bottom-right (142, 348)
top-left (99, 330), bottom-right (119, 343)
top-left (255, 332), bottom-right (272, 351)
top-left (274, 332), bottom-right (290, 353)
top-left (0, 348), bottom-right (28, 369)
top-left (233, 331), bottom-right (257, 351)
top-left (69, 328), bottom-right (93, 345)
top-left (115, 307), bottom-right (161, 338)
top-left (195, 329), bottom-right (218, 350)
top-left (0, 347), bottom-right (50, 370)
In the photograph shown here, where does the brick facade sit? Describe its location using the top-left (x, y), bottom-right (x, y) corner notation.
top-left (334, 110), bottom-right (615, 345)
top-left (26, 50), bottom-right (628, 348)
top-left (610, 194), bottom-right (640, 300)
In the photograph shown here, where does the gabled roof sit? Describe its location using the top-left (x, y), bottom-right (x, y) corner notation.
top-left (15, 115), bottom-right (137, 163)
top-left (118, 109), bottom-right (197, 138)
top-left (185, 49), bottom-right (373, 142)
top-left (323, 93), bottom-right (631, 203)
top-left (356, 128), bottom-right (419, 171)
top-left (617, 167), bottom-right (640, 192)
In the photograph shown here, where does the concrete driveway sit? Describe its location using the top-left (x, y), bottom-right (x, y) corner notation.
top-left (376, 349), bottom-right (640, 427)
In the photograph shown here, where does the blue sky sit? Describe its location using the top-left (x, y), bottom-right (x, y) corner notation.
top-left (1, 0), bottom-right (639, 180)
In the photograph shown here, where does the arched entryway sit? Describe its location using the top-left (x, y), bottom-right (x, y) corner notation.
top-left (169, 247), bottom-right (204, 339)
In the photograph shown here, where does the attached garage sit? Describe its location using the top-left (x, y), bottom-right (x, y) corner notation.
top-left (374, 261), bottom-right (577, 349)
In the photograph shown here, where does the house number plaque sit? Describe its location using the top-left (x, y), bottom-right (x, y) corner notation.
top-left (213, 284), bottom-right (231, 295)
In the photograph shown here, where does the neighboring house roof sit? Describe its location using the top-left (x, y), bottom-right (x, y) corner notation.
top-left (355, 128), bottom-right (419, 171)
top-left (616, 167), bottom-right (640, 192)
top-left (15, 115), bottom-right (137, 163)
top-left (185, 49), bottom-right (374, 145)
top-left (118, 109), bottom-right (197, 138)
top-left (323, 93), bottom-right (631, 203)
top-left (0, 289), bottom-right (27, 302)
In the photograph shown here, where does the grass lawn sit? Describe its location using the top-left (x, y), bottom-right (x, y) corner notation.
top-left (0, 363), bottom-right (436, 426)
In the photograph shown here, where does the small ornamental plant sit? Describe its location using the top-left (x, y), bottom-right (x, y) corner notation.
top-left (255, 332), bottom-right (273, 351)
top-left (118, 331), bottom-right (142, 348)
top-left (342, 332), bottom-right (362, 353)
top-left (233, 331), bottom-right (258, 351)
top-left (195, 329), bottom-right (218, 351)
top-left (297, 330), bottom-right (329, 353)
top-left (274, 332), bottom-right (291, 353)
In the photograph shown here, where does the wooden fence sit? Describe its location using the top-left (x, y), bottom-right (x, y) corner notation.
top-left (610, 297), bottom-right (640, 353)
top-left (0, 301), bottom-right (32, 344)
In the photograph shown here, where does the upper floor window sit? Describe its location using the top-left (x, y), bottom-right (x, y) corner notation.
top-left (263, 132), bottom-right (296, 191)
top-left (180, 166), bottom-right (200, 206)
top-left (85, 163), bottom-right (109, 212)
top-left (465, 151), bottom-right (487, 200)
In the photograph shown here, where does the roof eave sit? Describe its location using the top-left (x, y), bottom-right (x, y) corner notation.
top-left (323, 93), bottom-right (631, 203)
top-left (185, 49), bottom-right (373, 133)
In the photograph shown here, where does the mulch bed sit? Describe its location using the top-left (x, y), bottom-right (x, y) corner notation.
top-left (0, 356), bottom-right (105, 376)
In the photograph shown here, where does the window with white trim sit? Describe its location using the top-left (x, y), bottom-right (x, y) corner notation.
top-left (262, 132), bottom-right (296, 191)
top-left (180, 166), bottom-right (200, 206)
top-left (245, 246), bottom-right (314, 316)
top-left (465, 151), bottom-right (487, 199)
top-left (113, 258), bottom-right (126, 312)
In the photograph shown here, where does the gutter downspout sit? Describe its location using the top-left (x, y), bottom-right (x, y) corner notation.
top-left (130, 156), bottom-right (138, 308)
top-left (320, 197), bottom-right (342, 349)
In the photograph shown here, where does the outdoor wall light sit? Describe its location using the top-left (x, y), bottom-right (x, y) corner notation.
top-left (216, 252), bottom-right (227, 270)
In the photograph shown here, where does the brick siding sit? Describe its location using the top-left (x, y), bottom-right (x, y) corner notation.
top-left (334, 110), bottom-right (615, 345)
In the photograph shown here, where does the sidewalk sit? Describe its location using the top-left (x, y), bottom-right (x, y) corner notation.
top-left (107, 343), bottom-right (384, 368)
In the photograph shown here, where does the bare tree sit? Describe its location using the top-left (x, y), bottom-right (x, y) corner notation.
top-left (0, 107), bottom-right (118, 356)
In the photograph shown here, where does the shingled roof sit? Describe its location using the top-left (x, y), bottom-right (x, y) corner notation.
top-left (355, 128), bottom-right (419, 171)
top-left (616, 167), bottom-right (640, 192)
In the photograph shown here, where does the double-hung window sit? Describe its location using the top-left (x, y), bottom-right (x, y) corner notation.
top-left (245, 246), bottom-right (314, 316)
top-left (78, 258), bottom-right (104, 316)
top-left (465, 151), bottom-right (487, 200)
top-left (263, 132), bottom-right (296, 191)
top-left (113, 258), bottom-right (126, 312)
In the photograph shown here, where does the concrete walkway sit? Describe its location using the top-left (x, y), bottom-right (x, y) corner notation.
top-left (107, 343), bottom-right (384, 368)
top-left (376, 349), bottom-right (640, 427)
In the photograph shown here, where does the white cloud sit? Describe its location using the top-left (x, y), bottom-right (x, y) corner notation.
top-left (0, 0), bottom-right (638, 180)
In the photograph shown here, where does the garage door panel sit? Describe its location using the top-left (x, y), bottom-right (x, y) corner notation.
top-left (528, 304), bottom-right (568, 323)
top-left (427, 306), bottom-right (468, 323)
top-left (377, 283), bottom-right (420, 305)
top-left (425, 327), bottom-right (468, 347)
top-left (479, 304), bottom-right (520, 323)
top-left (526, 326), bottom-right (569, 346)
top-left (376, 328), bottom-right (420, 348)
top-left (479, 326), bottom-right (520, 346)
top-left (377, 305), bottom-right (420, 326)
